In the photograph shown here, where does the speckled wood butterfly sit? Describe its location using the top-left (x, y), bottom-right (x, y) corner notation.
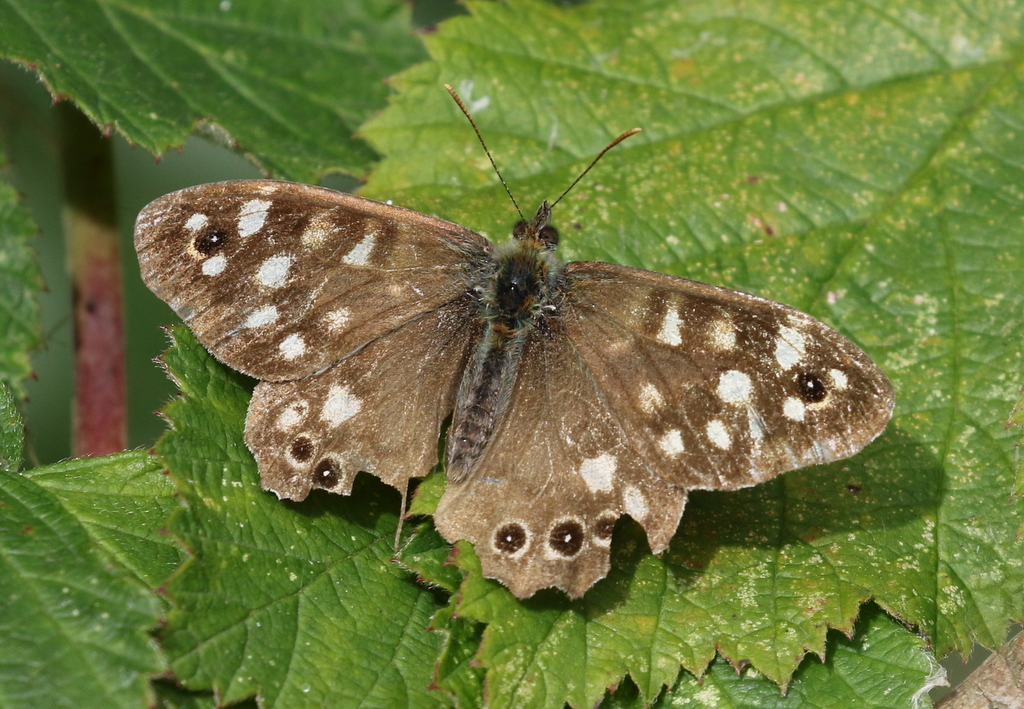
top-left (135, 109), bottom-right (893, 598)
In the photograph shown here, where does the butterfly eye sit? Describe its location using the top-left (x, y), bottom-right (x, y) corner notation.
top-left (795, 371), bottom-right (828, 403)
top-left (538, 225), bottom-right (559, 248)
top-left (548, 520), bottom-right (584, 557)
top-left (290, 436), bottom-right (315, 463)
top-left (494, 522), bottom-right (528, 554)
top-left (313, 458), bottom-right (340, 489)
top-left (512, 220), bottom-right (529, 239)
top-left (193, 228), bottom-right (229, 256)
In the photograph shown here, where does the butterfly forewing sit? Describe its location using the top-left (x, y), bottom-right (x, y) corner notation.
top-left (246, 294), bottom-right (481, 501)
top-left (562, 262), bottom-right (895, 490)
top-left (135, 180), bottom-right (491, 381)
top-left (435, 315), bottom-right (688, 599)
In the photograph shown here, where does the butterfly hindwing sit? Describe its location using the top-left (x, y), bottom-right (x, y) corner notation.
top-left (247, 295), bottom-right (481, 501)
top-left (135, 180), bottom-right (491, 381)
top-left (435, 314), bottom-right (688, 599)
top-left (561, 261), bottom-right (895, 491)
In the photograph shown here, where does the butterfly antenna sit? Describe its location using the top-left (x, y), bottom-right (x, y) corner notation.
top-left (445, 84), bottom-right (525, 221)
top-left (550, 127), bottom-right (642, 209)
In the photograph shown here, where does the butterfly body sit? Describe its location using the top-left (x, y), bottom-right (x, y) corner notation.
top-left (136, 179), bottom-right (894, 599)
top-left (448, 203), bottom-right (564, 481)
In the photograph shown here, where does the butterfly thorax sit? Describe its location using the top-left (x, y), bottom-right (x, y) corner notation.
top-left (446, 204), bottom-right (565, 482)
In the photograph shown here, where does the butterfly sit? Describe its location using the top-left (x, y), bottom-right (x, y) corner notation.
top-left (135, 122), bottom-right (893, 600)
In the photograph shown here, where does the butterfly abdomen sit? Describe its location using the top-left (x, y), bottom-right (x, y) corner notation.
top-left (446, 239), bottom-right (564, 481)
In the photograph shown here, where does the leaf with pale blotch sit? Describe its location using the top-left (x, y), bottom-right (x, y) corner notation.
top-left (1010, 389), bottom-right (1024, 502)
top-left (659, 605), bottom-right (943, 708)
top-left (0, 0), bottom-right (425, 182)
top-left (358, 0), bottom-right (1024, 702)
top-left (156, 326), bottom-right (450, 709)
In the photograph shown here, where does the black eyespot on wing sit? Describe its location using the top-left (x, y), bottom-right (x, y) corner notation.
top-left (593, 514), bottom-right (616, 541)
top-left (495, 523), bottom-right (527, 554)
top-left (313, 458), bottom-right (339, 488)
top-left (194, 228), bottom-right (229, 255)
top-left (796, 371), bottom-right (828, 402)
top-left (549, 520), bottom-right (584, 557)
top-left (290, 436), bottom-right (314, 462)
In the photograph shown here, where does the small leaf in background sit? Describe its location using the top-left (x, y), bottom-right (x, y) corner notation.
top-left (397, 521), bottom-right (464, 594)
top-left (0, 148), bottom-right (43, 397)
top-left (156, 326), bottom-right (449, 708)
top-left (0, 0), bottom-right (427, 182)
top-left (0, 462), bottom-right (166, 709)
top-left (430, 603), bottom-right (486, 709)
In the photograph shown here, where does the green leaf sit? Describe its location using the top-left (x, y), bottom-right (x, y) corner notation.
top-left (659, 605), bottom-right (943, 708)
top-left (157, 326), bottom-right (450, 708)
top-left (357, 0), bottom-right (1024, 703)
top-left (397, 520), bottom-right (464, 594)
top-left (0, 379), bottom-right (22, 470)
top-left (22, 451), bottom-right (185, 590)
top-left (431, 603), bottom-right (486, 708)
top-left (0, 462), bottom-right (165, 709)
top-left (0, 146), bottom-right (43, 396)
top-left (0, 0), bottom-right (426, 182)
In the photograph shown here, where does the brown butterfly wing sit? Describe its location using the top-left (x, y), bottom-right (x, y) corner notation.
top-left (561, 261), bottom-right (895, 491)
top-left (246, 294), bottom-right (481, 502)
top-left (435, 314), bottom-right (688, 599)
top-left (135, 180), bottom-right (491, 381)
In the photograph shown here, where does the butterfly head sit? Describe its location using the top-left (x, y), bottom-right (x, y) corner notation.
top-left (512, 201), bottom-right (559, 251)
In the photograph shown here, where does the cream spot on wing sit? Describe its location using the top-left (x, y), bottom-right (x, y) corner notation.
top-left (342, 232), bottom-right (376, 266)
top-left (639, 382), bottom-right (665, 413)
top-left (774, 325), bottom-right (806, 370)
top-left (708, 317), bottom-right (736, 350)
top-left (279, 333), bottom-right (306, 360)
top-left (257, 255), bottom-right (293, 288)
top-left (717, 370), bottom-right (753, 405)
top-left (323, 308), bottom-right (351, 330)
top-left (707, 419), bottom-right (731, 449)
top-left (658, 429), bottom-right (684, 457)
top-left (243, 305), bottom-right (279, 329)
top-left (321, 385), bottom-right (361, 425)
top-left (238, 199), bottom-right (272, 237)
top-left (277, 400), bottom-right (309, 429)
top-left (185, 213), bottom-right (208, 232)
top-left (577, 453), bottom-right (617, 493)
top-left (302, 214), bottom-right (335, 248)
top-left (829, 368), bottom-right (848, 391)
top-left (657, 308), bottom-right (683, 346)
top-left (783, 397), bottom-right (806, 421)
top-left (623, 486), bottom-right (648, 521)
top-left (202, 254), bottom-right (227, 276)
